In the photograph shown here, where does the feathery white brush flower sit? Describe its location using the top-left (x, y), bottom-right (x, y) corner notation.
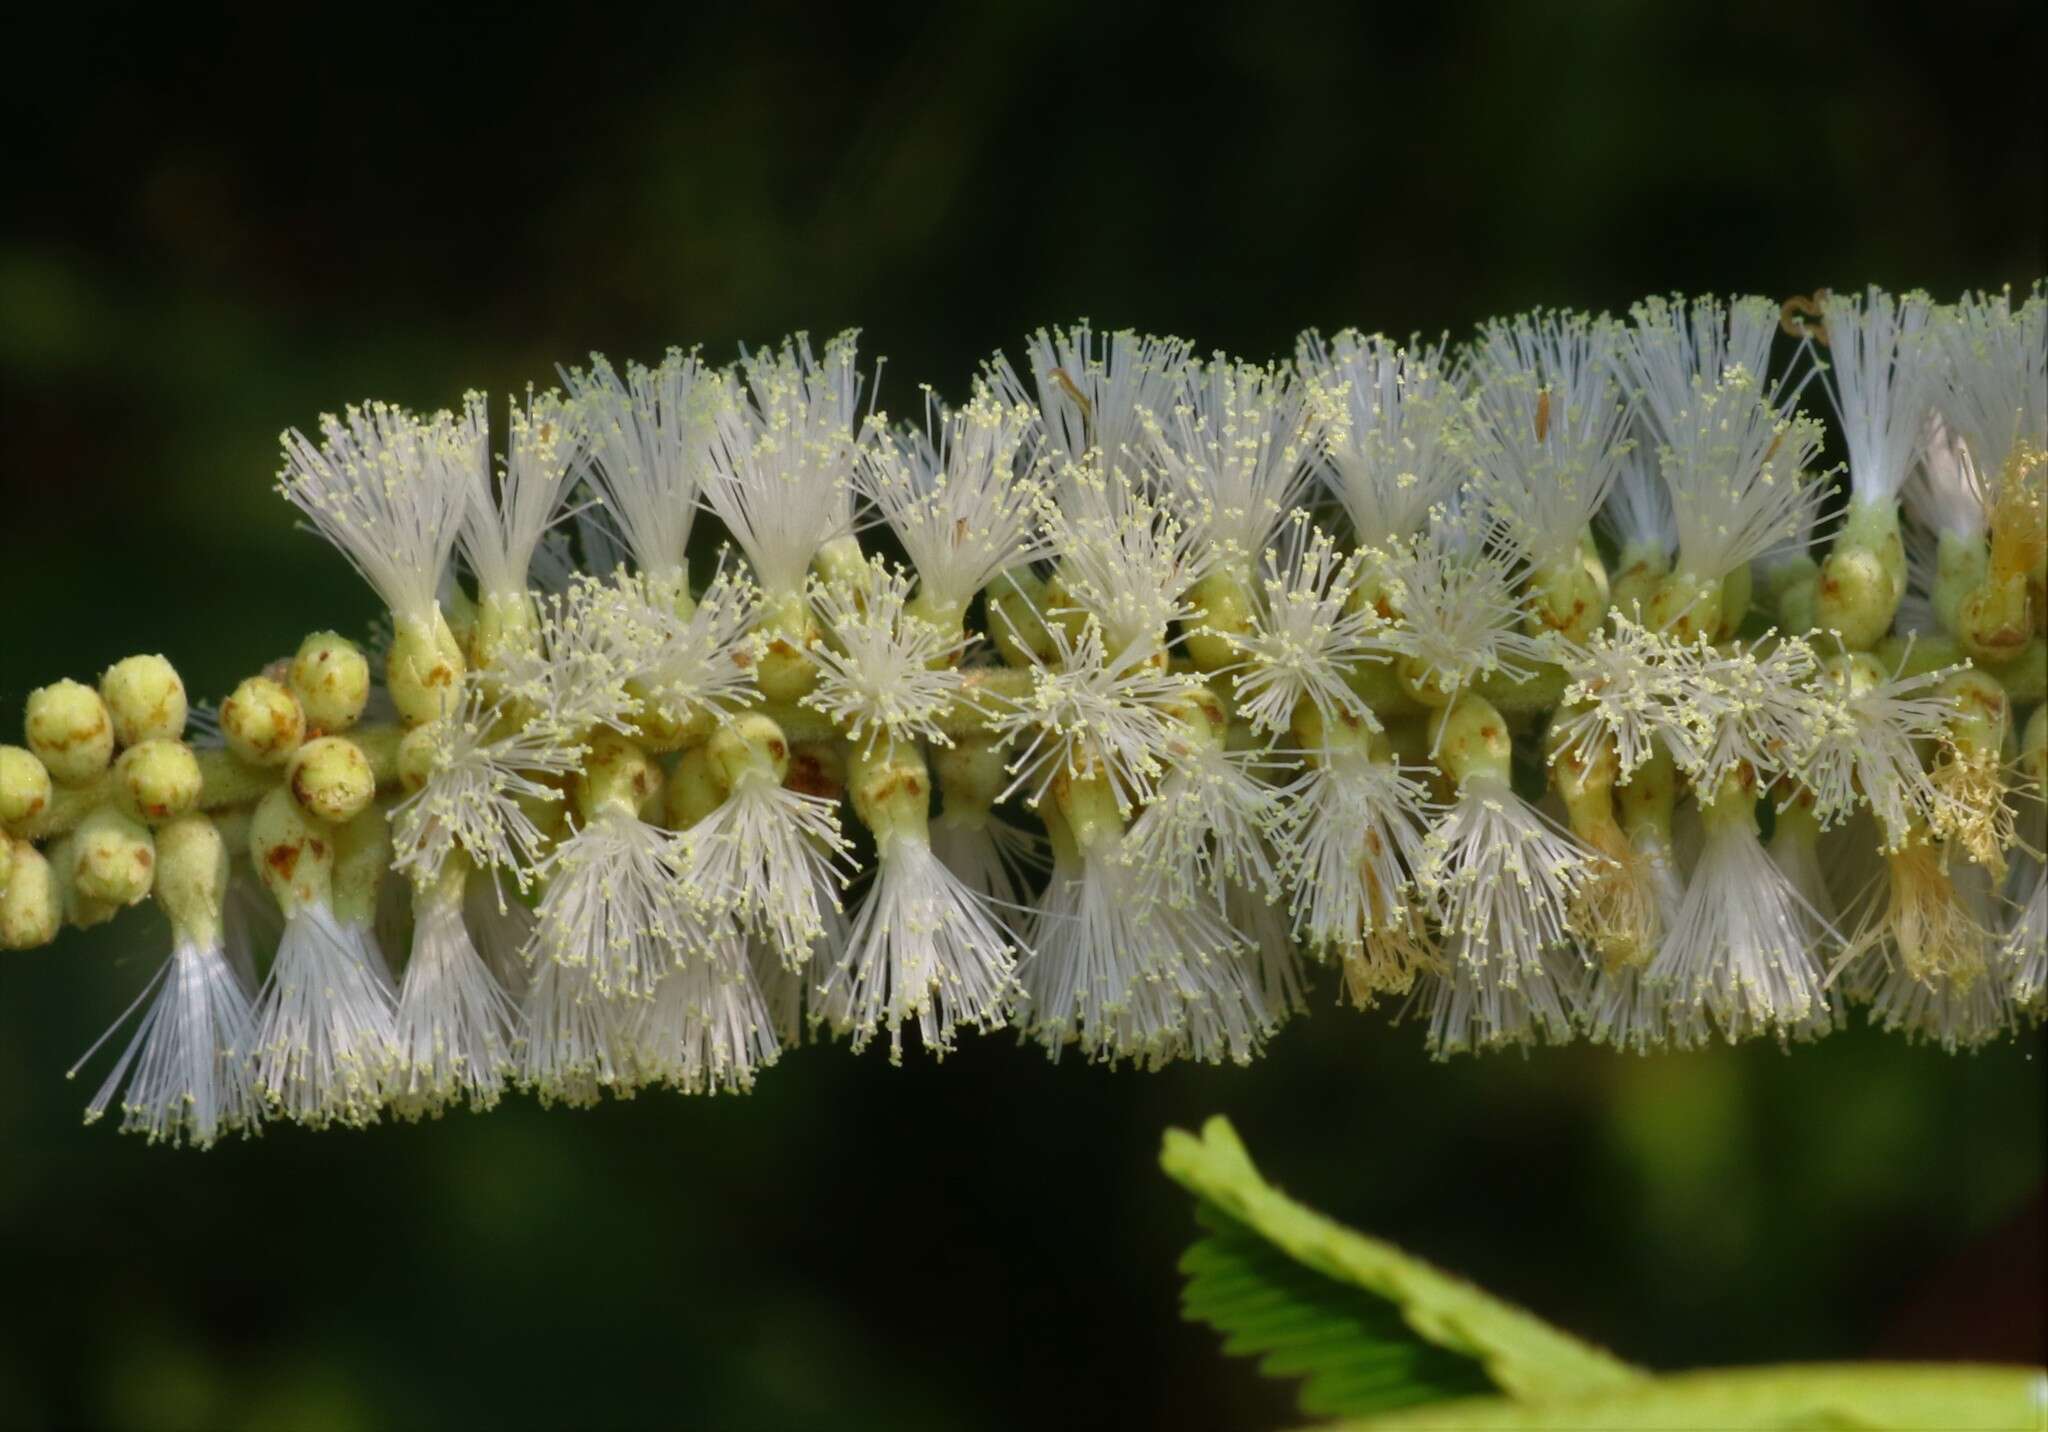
top-left (857, 381), bottom-right (1050, 622)
top-left (1041, 465), bottom-right (1217, 655)
top-left (1409, 939), bottom-right (1583, 1058)
top-left (1419, 695), bottom-right (1596, 1036)
top-left (990, 324), bottom-right (1193, 483)
top-left (278, 400), bottom-right (469, 629)
top-left (1621, 294), bottom-right (1784, 446)
top-left (1225, 516), bottom-right (1390, 739)
top-left (1935, 284), bottom-right (2047, 481)
top-left (528, 734), bottom-right (711, 999)
top-left (822, 741), bottom-right (1019, 1060)
top-left (518, 948), bottom-right (642, 1107)
top-left (457, 388), bottom-right (582, 606)
top-left (1296, 330), bottom-right (1469, 546)
top-left (1145, 355), bottom-right (1316, 559)
top-left (678, 714), bottom-right (852, 966)
top-left (1661, 633), bottom-right (1828, 794)
top-left (390, 686), bottom-right (581, 892)
top-left (492, 575), bottom-right (647, 739)
top-left (74, 816), bottom-right (262, 1148)
top-left (1120, 693), bottom-right (1286, 907)
top-left (822, 832), bottom-right (1019, 1063)
top-left (702, 331), bottom-right (868, 597)
top-left (563, 346), bottom-right (729, 587)
top-left (255, 900), bottom-right (399, 1127)
top-left (1601, 435), bottom-right (1678, 600)
top-left (248, 792), bottom-right (400, 1128)
top-left (1467, 309), bottom-right (1632, 572)
top-left (630, 925), bottom-right (781, 1095)
top-left (1276, 733), bottom-right (1434, 971)
top-left (1651, 772), bottom-right (1833, 1042)
top-left (611, 558), bottom-right (767, 730)
top-left (1657, 368), bottom-right (1830, 589)
top-left (804, 560), bottom-right (968, 754)
top-left (389, 858), bottom-right (522, 1117)
top-left (1376, 526), bottom-right (1545, 706)
top-left (1817, 287), bottom-right (1939, 513)
top-left (991, 613), bottom-right (1200, 814)
top-left (1549, 614), bottom-right (1695, 781)
top-left (1798, 652), bottom-right (1957, 850)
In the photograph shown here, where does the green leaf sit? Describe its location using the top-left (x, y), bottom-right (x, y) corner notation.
top-left (1162, 1116), bottom-right (2047, 1432)
top-left (1321, 1364), bottom-right (2047, 1431)
top-left (1160, 1116), bottom-right (1645, 1413)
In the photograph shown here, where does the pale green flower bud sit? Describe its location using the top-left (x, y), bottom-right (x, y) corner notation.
top-left (153, 814), bottom-right (227, 947)
top-left (574, 731), bottom-right (663, 822)
top-left (987, 572), bottom-right (1059, 669)
top-left (752, 591), bottom-right (822, 703)
top-left (99, 654), bottom-right (187, 746)
top-left (70, 804), bottom-right (156, 907)
top-left (248, 784), bottom-right (334, 914)
top-left (115, 739), bottom-right (203, 824)
top-left (1644, 572), bottom-right (1725, 644)
top-left (786, 740), bottom-right (848, 802)
top-left (0, 832), bottom-right (11, 889)
top-left (0, 745), bottom-right (54, 827)
top-left (25, 679), bottom-right (115, 786)
top-left (849, 740), bottom-right (931, 842)
top-left (395, 721), bottom-right (439, 795)
top-left (931, 732), bottom-right (1012, 815)
top-left (287, 736), bottom-right (376, 825)
top-left (707, 712), bottom-right (790, 792)
top-left (1184, 562), bottom-right (1258, 671)
top-left (1428, 693), bottom-right (1513, 789)
top-left (2019, 704), bottom-right (2046, 793)
top-left (661, 745), bottom-right (726, 831)
top-left (1815, 502), bottom-right (1905, 651)
top-left (1521, 547), bottom-right (1609, 644)
top-left (386, 611), bottom-right (467, 728)
top-left (1052, 769), bottom-right (1124, 854)
top-left (221, 675), bottom-right (306, 767)
top-left (289, 631), bottom-right (371, 733)
top-left (330, 807), bottom-right (391, 927)
top-left (0, 838), bottom-right (62, 948)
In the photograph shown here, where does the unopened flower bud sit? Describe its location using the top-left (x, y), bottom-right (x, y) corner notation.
top-left (849, 740), bottom-right (930, 841)
top-left (289, 631), bottom-right (371, 732)
top-left (331, 807), bottom-right (391, 927)
top-left (752, 593), bottom-right (821, 703)
top-left (25, 679), bottom-right (114, 786)
top-left (574, 732), bottom-right (662, 822)
top-left (115, 739), bottom-right (203, 823)
top-left (0, 839), bottom-right (62, 949)
top-left (221, 675), bottom-right (306, 767)
top-left (387, 611), bottom-right (466, 728)
top-left (50, 835), bottom-right (118, 929)
top-left (99, 654), bottom-right (188, 746)
top-left (1428, 693), bottom-right (1514, 789)
top-left (1184, 563), bottom-right (1258, 671)
top-left (287, 736), bottom-right (376, 825)
top-left (153, 814), bottom-right (227, 947)
top-left (396, 722), bottom-right (440, 794)
top-left (661, 746), bottom-right (726, 831)
top-left (707, 713), bottom-right (790, 792)
top-left (0, 745), bottom-right (54, 827)
top-left (71, 804), bottom-right (156, 907)
top-left (0, 833), bottom-right (11, 889)
top-left (249, 784), bottom-right (334, 913)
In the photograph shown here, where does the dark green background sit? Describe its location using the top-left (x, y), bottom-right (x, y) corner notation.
top-left (3, 4), bottom-right (2043, 1428)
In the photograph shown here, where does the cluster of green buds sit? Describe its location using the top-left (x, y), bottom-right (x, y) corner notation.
top-left (2, 283), bottom-right (2042, 1150)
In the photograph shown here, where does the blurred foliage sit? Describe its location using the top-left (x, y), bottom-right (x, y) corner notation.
top-left (2, 2), bottom-right (2044, 1428)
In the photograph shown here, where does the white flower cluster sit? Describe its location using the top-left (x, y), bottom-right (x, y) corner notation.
top-left (3, 286), bottom-right (2044, 1150)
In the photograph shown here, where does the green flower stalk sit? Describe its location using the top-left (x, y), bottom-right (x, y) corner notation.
top-left (2, 285), bottom-right (2045, 1150)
